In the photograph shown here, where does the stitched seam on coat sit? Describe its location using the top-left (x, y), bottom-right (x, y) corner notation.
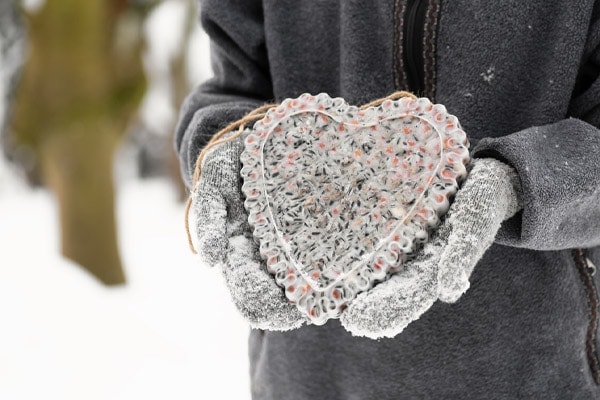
top-left (573, 248), bottom-right (600, 385)
top-left (423, 0), bottom-right (440, 101)
top-left (393, 0), bottom-right (408, 90)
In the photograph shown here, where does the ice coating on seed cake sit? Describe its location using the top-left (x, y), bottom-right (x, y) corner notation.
top-left (240, 93), bottom-right (470, 325)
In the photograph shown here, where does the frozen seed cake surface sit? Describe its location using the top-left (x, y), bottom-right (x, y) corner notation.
top-left (240, 93), bottom-right (470, 325)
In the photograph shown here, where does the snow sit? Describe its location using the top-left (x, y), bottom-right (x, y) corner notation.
top-left (480, 67), bottom-right (495, 84)
top-left (140, 0), bottom-right (187, 135)
top-left (140, 0), bottom-right (213, 136)
top-left (0, 3), bottom-right (242, 397)
top-left (0, 154), bottom-right (26, 193)
top-left (21, 0), bottom-right (46, 13)
top-left (144, 1), bottom-right (189, 72)
top-left (0, 179), bottom-right (251, 400)
top-left (186, 24), bottom-right (213, 89)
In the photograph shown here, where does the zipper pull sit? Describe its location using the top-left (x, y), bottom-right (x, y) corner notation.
top-left (585, 257), bottom-right (597, 276)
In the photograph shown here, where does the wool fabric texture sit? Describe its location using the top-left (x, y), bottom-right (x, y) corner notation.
top-left (176, 0), bottom-right (600, 398)
top-left (190, 137), bottom-right (247, 267)
top-left (191, 132), bottom-right (306, 330)
top-left (341, 158), bottom-right (524, 338)
top-left (191, 133), bottom-right (522, 337)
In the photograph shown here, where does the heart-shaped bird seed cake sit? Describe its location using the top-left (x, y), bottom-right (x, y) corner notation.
top-left (240, 93), bottom-right (469, 325)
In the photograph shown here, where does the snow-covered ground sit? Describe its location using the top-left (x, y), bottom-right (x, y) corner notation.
top-left (0, 177), bottom-right (251, 400)
top-left (0, 2), bottom-right (245, 398)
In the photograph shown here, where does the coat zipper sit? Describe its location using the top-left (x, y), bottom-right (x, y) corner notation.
top-left (573, 248), bottom-right (600, 384)
top-left (403, 0), bottom-right (428, 95)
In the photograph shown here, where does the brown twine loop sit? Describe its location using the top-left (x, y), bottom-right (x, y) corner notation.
top-left (185, 91), bottom-right (417, 254)
top-left (359, 90), bottom-right (416, 110)
top-left (191, 103), bottom-right (278, 186)
top-left (185, 103), bottom-right (276, 254)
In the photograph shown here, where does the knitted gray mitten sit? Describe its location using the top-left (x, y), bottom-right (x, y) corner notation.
top-left (190, 136), bottom-right (248, 267)
top-left (436, 158), bottom-right (523, 302)
top-left (190, 135), bottom-right (306, 330)
top-left (340, 158), bottom-right (523, 339)
top-left (222, 234), bottom-right (306, 330)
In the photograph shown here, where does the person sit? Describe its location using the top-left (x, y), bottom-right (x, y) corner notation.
top-left (175, 1), bottom-right (600, 398)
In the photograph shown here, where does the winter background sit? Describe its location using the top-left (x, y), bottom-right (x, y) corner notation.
top-left (0, 1), bottom-right (251, 399)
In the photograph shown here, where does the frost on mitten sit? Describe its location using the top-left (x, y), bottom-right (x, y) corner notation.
top-left (190, 136), bottom-right (248, 267)
top-left (339, 157), bottom-right (522, 339)
top-left (239, 93), bottom-right (470, 325)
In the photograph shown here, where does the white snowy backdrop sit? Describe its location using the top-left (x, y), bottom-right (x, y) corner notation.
top-left (0, 1), bottom-right (252, 399)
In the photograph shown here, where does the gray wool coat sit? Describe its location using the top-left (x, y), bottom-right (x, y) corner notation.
top-left (175, 1), bottom-right (600, 398)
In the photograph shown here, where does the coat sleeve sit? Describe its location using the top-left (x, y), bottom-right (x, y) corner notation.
top-left (174, 0), bottom-right (273, 189)
top-left (471, 7), bottom-right (600, 250)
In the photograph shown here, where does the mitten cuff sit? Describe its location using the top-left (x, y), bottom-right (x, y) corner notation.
top-left (196, 138), bottom-right (245, 191)
top-left (472, 118), bottom-right (600, 250)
